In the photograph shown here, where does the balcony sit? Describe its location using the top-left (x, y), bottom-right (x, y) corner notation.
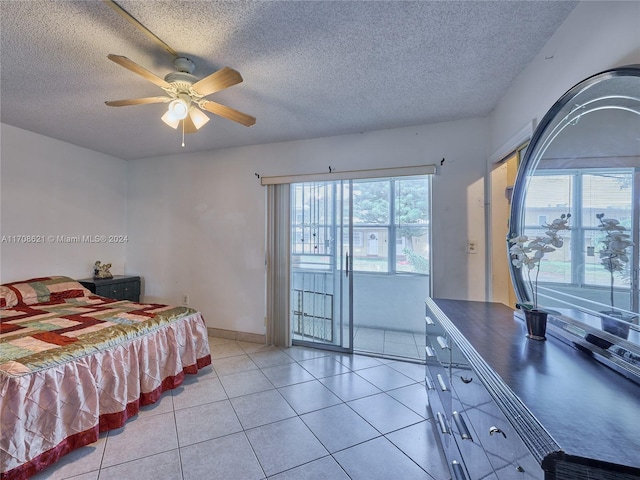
top-left (292, 270), bottom-right (429, 362)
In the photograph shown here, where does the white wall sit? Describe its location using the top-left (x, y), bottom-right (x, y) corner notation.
top-left (489, 1), bottom-right (640, 156)
top-left (127, 118), bottom-right (488, 335)
top-left (0, 124), bottom-right (128, 282)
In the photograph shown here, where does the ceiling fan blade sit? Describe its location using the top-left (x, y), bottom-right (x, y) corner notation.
top-left (105, 96), bottom-right (170, 107)
top-left (192, 68), bottom-right (243, 97)
top-left (104, 0), bottom-right (178, 57)
top-left (201, 101), bottom-right (256, 127)
top-left (108, 54), bottom-right (171, 89)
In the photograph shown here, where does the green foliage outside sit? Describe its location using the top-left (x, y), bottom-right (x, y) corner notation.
top-left (535, 260), bottom-right (631, 286)
top-left (353, 178), bottom-right (429, 250)
top-left (403, 248), bottom-right (430, 273)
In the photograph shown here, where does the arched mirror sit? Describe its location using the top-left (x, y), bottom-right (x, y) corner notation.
top-left (509, 65), bottom-right (640, 365)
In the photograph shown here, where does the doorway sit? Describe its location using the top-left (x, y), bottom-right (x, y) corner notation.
top-left (490, 150), bottom-right (521, 308)
top-left (290, 180), bottom-right (352, 352)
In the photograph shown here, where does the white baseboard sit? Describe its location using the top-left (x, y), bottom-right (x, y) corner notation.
top-left (207, 327), bottom-right (266, 345)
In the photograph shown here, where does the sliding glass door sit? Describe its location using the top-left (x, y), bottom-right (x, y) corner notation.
top-left (349, 176), bottom-right (431, 359)
top-left (289, 174), bottom-right (431, 359)
top-left (290, 180), bottom-right (353, 352)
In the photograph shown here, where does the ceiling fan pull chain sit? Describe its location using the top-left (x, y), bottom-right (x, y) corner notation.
top-left (181, 120), bottom-right (185, 147)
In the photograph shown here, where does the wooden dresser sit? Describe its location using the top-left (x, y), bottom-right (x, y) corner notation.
top-left (425, 298), bottom-right (640, 480)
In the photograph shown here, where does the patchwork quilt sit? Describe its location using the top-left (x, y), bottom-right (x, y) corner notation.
top-left (1, 296), bottom-right (201, 376)
top-left (0, 277), bottom-right (212, 480)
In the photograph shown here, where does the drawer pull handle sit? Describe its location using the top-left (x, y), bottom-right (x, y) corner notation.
top-left (489, 426), bottom-right (507, 438)
top-left (437, 374), bottom-right (448, 391)
top-left (437, 336), bottom-right (449, 350)
top-left (453, 411), bottom-right (472, 440)
top-left (452, 460), bottom-right (467, 480)
top-left (425, 346), bottom-right (436, 357)
top-left (436, 412), bottom-right (450, 435)
top-left (425, 376), bottom-right (435, 390)
top-left (460, 376), bottom-right (473, 384)
top-left (425, 316), bottom-right (435, 325)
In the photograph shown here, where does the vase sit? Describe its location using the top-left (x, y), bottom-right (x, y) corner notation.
top-left (600, 311), bottom-right (635, 340)
top-left (524, 309), bottom-right (548, 341)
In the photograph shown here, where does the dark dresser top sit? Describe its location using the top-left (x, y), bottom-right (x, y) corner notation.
top-left (77, 275), bottom-right (140, 286)
top-left (432, 298), bottom-right (640, 470)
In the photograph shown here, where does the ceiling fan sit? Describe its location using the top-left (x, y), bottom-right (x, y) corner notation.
top-left (105, 54), bottom-right (255, 132)
top-left (103, 0), bottom-right (255, 135)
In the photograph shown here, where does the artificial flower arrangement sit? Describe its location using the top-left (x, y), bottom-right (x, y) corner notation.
top-left (509, 213), bottom-right (571, 312)
top-left (596, 213), bottom-right (635, 336)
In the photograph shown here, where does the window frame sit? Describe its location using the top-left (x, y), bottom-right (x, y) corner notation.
top-left (530, 167), bottom-right (636, 290)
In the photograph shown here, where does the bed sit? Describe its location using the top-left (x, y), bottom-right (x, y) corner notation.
top-left (0, 276), bottom-right (212, 480)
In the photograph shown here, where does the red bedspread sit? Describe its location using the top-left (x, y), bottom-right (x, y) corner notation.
top-left (0, 295), bottom-right (211, 479)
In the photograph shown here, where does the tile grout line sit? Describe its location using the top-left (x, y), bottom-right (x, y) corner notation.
top-left (171, 392), bottom-right (186, 480)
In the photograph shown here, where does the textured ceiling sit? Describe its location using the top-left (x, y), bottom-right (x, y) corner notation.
top-left (0, 1), bottom-right (577, 160)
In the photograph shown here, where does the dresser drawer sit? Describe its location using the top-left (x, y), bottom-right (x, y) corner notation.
top-left (95, 280), bottom-right (140, 301)
top-left (79, 276), bottom-right (141, 302)
top-left (452, 372), bottom-right (542, 479)
top-left (426, 307), bottom-right (497, 480)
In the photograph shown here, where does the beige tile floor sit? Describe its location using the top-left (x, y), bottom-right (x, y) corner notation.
top-left (31, 336), bottom-right (448, 480)
top-left (353, 327), bottom-right (426, 361)
top-left (297, 327), bottom-right (427, 361)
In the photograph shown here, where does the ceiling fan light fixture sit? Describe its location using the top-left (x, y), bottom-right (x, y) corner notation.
top-left (189, 107), bottom-right (210, 130)
top-left (161, 110), bottom-right (180, 129)
top-left (162, 94), bottom-right (191, 128)
top-left (168, 97), bottom-right (189, 120)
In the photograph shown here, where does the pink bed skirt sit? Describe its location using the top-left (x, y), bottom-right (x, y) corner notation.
top-left (0, 313), bottom-right (212, 480)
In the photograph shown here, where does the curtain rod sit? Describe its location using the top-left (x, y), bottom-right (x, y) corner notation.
top-left (259, 164), bottom-right (437, 185)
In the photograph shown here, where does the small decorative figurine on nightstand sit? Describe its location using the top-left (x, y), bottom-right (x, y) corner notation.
top-left (94, 261), bottom-right (113, 279)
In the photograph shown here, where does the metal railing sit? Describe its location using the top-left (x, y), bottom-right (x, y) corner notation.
top-left (292, 288), bottom-right (334, 342)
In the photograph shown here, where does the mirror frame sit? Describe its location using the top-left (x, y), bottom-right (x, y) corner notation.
top-left (508, 64), bottom-right (640, 383)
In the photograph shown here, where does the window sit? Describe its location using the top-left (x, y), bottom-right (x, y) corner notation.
top-left (351, 176), bottom-right (430, 274)
top-left (290, 176), bottom-right (431, 275)
top-left (527, 169), bottom-right (635, 307)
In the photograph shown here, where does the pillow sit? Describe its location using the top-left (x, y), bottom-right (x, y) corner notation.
top-left (1, 276), bottom-right (91, 305)
top-left (0, 285), bottom-right (18, 308)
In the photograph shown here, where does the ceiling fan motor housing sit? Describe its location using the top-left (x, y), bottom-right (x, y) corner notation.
top-left (164, 57), bottom-right (197, 85)
top-left (164, 71), bottom-right (197, 85)
top-left (174, 57), bottom-right (195, 74)
top-left (165, 58), bottom-right (198, 92)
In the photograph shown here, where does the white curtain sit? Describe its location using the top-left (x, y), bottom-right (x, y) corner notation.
top-left (265, 184), bottom-right (291, 347)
